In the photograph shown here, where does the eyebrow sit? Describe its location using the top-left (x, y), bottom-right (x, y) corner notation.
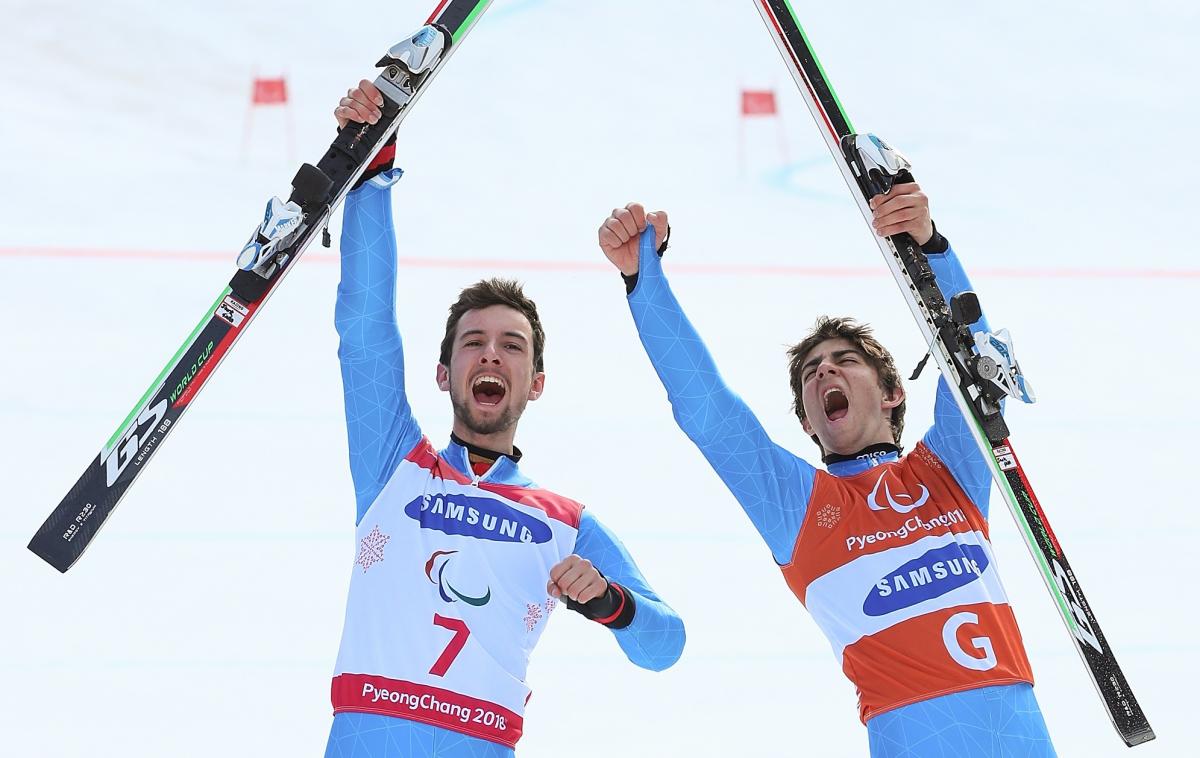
top-left (801, 349), bottom-right (862, 375)
top-left (459, 329), bottom-right (529, 343)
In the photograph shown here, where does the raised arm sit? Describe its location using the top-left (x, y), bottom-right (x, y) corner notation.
top-left (872, 183), bottom-right (996, 516)
top-left (598, 205), bottom-right (816, 564)
top-left (549, 511), bottom-right (685, 671)
top-left (922, 241), bottom-right (996, 517)
top-left (334, 80), bottom-right (423, 524)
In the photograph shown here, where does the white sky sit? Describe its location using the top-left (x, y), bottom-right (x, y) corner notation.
top-left (1, 1), bottom-right (1196, 755)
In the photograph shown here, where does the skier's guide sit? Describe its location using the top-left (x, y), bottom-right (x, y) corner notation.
top-left (750, 0), bottom-right (1152, 746)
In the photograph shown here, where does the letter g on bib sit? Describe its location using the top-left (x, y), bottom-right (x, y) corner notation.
top-left (942, 611), bottom-right (997, 671)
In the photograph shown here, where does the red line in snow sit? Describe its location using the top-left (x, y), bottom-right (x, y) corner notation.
top-left (1, 246), bottom-right (1196, 280)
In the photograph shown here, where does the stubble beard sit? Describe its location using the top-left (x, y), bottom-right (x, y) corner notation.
top-left (450, 387), bottom-right (528, 437)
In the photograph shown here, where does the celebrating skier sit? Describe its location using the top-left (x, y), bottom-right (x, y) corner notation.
top-left (325, 81), bottom-right (685, 758)
top-left (597, 193), bottom-right (1056, 756)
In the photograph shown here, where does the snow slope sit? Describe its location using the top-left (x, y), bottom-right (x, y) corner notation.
top-left (1, 1), bottom-right (1195, 755)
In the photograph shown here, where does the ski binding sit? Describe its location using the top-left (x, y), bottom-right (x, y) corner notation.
top-left (842, 133), bottom-right (912, 196)
top-left (378, 25), bottom-right (446, 76)
top-left (971, 328), bottom-right (1036, 404)
top-left (236, 196), bottom-right (303, 275)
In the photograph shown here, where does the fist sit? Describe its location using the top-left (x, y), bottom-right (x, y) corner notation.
top-left (598, 202), bottom-right (669, 277)
top-left (869, 182), bottom-right (933, 246)
top-left (547, 555), bottom-right (607, 604)
top-left (335, 79), bottom-right (384, 129)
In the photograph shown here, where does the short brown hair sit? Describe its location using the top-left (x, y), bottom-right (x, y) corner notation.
top-left (439, 278), bottom-right (546, 372)
top-left (786, 316), bottom-right (905, 448)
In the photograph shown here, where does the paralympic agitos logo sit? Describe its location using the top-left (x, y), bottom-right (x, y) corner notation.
top-left (867, 471), bottom-right (929, 514)
top-left (404, 494), bottom-right (551, 544)
top-left (426, 550), bottom-right (491, 606)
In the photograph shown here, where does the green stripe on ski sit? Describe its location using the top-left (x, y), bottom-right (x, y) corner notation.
top-left (103, 287), bottom-right (231, 451)
top-left (450, 1), bottom-right (488, 43)
top-left (778, 0), bottom-right (855, 133)
top-left (976, 420), bottom-right (1078, 630)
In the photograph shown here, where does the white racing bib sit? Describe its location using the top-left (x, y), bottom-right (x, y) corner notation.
top-left (332, 438), bottom-right (582, 748)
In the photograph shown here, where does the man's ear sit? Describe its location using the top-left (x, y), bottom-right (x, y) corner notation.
top-left (528, 372), bottom-right (545, 401)
top-left (882, 384), bottom-right (905, 409)
top-left (799, 415), bottom-right (826, 457)
top-left (800, 414), bottom-right (814, 437)
top-left (436, 364), bottom-right (450, 392)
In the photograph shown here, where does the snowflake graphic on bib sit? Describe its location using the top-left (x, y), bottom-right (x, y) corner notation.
top-left (816, 504), bottom-right (842, 529)
top-left (356, 526), bottom-right (390, 572)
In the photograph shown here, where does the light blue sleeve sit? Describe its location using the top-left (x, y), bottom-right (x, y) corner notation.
top-left (573, 510), bottom-right (684, 672)
top-left (921, 244), bottom-right (995, 518)
top-left (626, 228), bottom-right (816, 564)
top-left (334, 170), bottom-right (424, 525)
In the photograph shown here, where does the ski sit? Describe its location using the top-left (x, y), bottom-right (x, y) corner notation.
top-left (28, 0), bottom-right (494, 573)
top-left (751, 0), bottom-right (1154, 747)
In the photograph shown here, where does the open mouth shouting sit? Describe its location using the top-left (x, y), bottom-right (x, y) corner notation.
top-left (823, 387), bottom-right (849, 422)
top-left (472, 375), bottom-right (508, 407)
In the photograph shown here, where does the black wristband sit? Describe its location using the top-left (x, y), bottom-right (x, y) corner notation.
top-left (565, 581), bottom-right (636, 629)
top-left (621, 224), bottom-right (671, 295)
top-left (350, 131), bottom-right (398, 192)
top-left (657, 224), bottom-right (671, 255)
top-left (921, 221), bottom-right (949, 255)
top-left (622, 271), bottom-right (638, 295)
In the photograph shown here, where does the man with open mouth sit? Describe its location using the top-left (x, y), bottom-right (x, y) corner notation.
top-left (324, 81), bottom-right (685, 758)
top-left (598, 193), bottom-right (1054, 756)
